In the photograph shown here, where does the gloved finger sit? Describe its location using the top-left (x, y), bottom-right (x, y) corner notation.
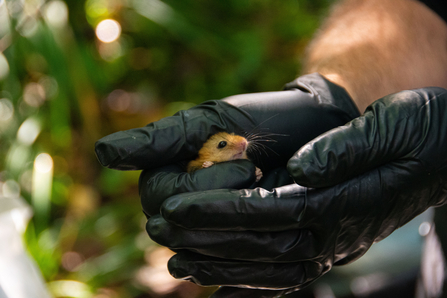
top-left (167, 251), bottom-right (324, 289)
top-left (211, 287), bottom-right (293, 298)
top-left (160, 184), bottom-right (306, 231)
top-left (147, 215), bottom-right (320, 261)
top-left (288, 88), bottom-right (447, 188)
top-left (140, 160), bottom-right (258, 216)
top-left (94, 101), bottom-right (255, 170)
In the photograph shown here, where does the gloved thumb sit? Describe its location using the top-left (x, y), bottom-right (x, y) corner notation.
top-left (287, 89), bottom-right (444, 188)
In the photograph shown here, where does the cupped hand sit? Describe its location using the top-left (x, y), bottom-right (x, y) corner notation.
top-left (98, 74), bottom-right (358, 216)
top-left (94, 74), bottom-right (360, 297)
top-left (146, 87), bottom-right (447, 297)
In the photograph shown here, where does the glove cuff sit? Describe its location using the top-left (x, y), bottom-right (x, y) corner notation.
top-left (284, 73), bottom-right (361, 120)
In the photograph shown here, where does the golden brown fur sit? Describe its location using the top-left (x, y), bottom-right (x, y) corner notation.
top-left (187, 132), bottom-right (248, 173)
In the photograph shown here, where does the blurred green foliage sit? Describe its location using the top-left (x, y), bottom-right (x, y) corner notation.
top-left (0, 0), bottom-right (330, 297)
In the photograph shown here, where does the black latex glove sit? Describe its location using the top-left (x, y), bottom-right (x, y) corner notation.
top-left (146, 87), bottom-right (447, 297)
top-left (95, 73), bottom-right (359, 298)
top-left (96, 73), bottom-right (359, 217)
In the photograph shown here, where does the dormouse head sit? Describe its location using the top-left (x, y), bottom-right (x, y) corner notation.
top-left (198, 132), bottom-right (249, 163)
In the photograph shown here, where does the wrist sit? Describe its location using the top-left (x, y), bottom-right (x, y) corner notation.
top-left (317, 72), bottom-right (367, 112)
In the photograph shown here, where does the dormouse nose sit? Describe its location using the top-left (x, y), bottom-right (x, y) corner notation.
top-left (237, 140), bottom-right (248, 151)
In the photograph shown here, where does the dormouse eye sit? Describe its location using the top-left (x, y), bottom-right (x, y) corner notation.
top-left (217, 141), bottom-right (227, 149)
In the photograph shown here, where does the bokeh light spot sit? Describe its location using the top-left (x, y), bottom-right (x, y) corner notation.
top-left (48, 280), bottom-right (90, 298)
top-left (62, 252), bottom-right (85, 272)
top-left (95, 214), bottom-right (117, 237)
top-left (0, 98), bottom-right (14, 123)
top-left (44, 1), bottom-right (68, 28)
top-left (97, 41), bottom-right (123, 61)
top-left (35, 153), bottom-right (54, 174)
top-left (106, 89), bottom-right (131, 112)
top-left (96, 19), bottom-right (121, 43)
top-left (85, 0), bottom-right (117, 20)
top-left (419, 221), bottom-right (431, 237)
top-left (0, 52), bottom-right (9, 80)
top-left (17, 117), bottom-right (41, 145)
top-left (39, 76), bottom-right (59, 98)
top-left (2, 179), bottom-right (21, 198)
top-left (23, 82), bottom-right (46, 107)
top-left (17, 17), bottom-right (39, 37)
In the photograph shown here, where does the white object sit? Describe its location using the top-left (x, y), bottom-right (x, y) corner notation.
top-left (0, 196), bottom-right (52, 298)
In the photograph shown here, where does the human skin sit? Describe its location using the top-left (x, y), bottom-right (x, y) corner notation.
top-left (303, 0), bottom-right (447, 112)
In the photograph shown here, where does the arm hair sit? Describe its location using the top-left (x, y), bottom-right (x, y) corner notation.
top-left (302, 0), bottom-right (447, 112)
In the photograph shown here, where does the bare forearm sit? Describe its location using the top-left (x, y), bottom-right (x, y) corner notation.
top-left (303, 0), bottom-right (447, 112)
